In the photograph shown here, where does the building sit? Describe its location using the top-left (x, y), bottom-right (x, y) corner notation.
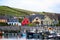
top-left (28, 14), bottom-right (45, 25)
top-left (21, 17), bottom-right (30, 26)
top-left (0, 16), bottom-right (7, 23)
top-left (22, 14), bottom-right (58, 26)
top-left (22, 14), bottom-right (45, 26)
top-left (7, 18), bottom-right (21, 26)
top-left (44, 13), bottom-right (58, 25)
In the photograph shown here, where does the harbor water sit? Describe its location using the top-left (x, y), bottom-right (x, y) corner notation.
top-left (0, 33), bottom-right (60, 40)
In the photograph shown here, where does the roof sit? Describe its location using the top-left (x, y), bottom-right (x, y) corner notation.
top-left (0, 16), bottom-right (14, 20)
top-left (7, 18), bottom-right (19, 22)
top-left (26, 14), bottom-right (45, 22)
top-left (0, 16), bottom-right (7, 19)
top-left (56, 14), bottom-right (60, 20)
top-left (45, 13), bottom-right (58, 20)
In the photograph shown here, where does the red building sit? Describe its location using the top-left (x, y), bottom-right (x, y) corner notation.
top-left (21, 17), bottom-right (30, 26)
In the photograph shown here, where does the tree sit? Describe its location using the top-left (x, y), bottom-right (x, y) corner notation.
top-left (28, 23), bottom-right (36, 26)
top-left (0, 22), bottom-right (9, 26)
top-left (56, 20), bottom-right (60, 26)
top-left (19, 18), bottom-right (23, 22)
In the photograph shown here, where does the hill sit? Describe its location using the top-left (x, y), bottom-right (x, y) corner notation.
top-left (0, 6), bottom-right (52, 17)
top-left (0, 6), bottom-right (38, 17)
top-left (0, 6), bottom-right (60, 20)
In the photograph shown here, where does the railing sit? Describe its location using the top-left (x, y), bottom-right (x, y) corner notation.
top-left (21, 26), bottom-right (60, 33)
top-left (0, 26), bottom-right (20, 31)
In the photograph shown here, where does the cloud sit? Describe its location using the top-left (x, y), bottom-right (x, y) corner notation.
top-left (0, 0), bottom-right (60, 13)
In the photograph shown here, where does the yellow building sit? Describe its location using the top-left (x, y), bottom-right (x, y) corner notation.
top-left (0, 16), bottom-right (7, 23)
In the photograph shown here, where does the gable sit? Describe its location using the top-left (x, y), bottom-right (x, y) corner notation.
top-left (28, 14), bottom-right (45, 22)
top-left (21, 18), bottom-right (30, 25)
top-left (44, 16), bottom-right (52, 21)
top-left (32, 17), bottom-right (41, 23)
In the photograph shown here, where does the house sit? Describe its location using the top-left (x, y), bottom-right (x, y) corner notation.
top-left (28, 14), bottom-right (45, 25)
top-left (22, 14), bottom-right (45, 26)
top-left (22, 14), bottom-right (58, 26)
top-left (0, 16), bottom-right (7, 23)
top-left (44, 13), bottom-right (58, 25)
top-left (7, 18), bottom-right (21, 26)
top-left (21, 17), bottom-right (30, 26)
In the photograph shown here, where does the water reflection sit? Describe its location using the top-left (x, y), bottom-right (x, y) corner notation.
top-left (0, 33), bottom-right (60, 40)
top-left (26, 38), bottom-right (60, 40)
top-left (2, 33), bottom-right (21, 38)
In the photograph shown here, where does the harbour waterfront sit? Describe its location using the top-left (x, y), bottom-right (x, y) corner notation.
top-left (0, 32), bottom-right (60, 40)
top-left (0, 31), bottom-right (60, 40)
top-left (0, 26), bottom-right (60, 40)
top-left (0, 38), bottom-right (60, 40)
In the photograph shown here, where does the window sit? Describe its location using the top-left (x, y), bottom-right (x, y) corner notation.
top-left (41, 21), bottom-right (43, 25)
top-left (36, 19), bottom-right (38, 20)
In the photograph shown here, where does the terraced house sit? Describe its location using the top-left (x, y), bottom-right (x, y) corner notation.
top-left (0, 16), bottom-right (7, 23)
top-left (0, 16), bottom-right (21, 26)
top-left (22, 14), bottom-right (58, 26)
top-left (7, 18), bottom-right (21, 26)
top-left (44, 13), bottom-right (58, 25)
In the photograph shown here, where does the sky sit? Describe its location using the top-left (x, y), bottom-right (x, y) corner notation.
top-left (0, 0), bottom-right (60, 13)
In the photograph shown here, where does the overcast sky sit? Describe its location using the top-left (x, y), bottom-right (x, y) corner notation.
top-left (0, 0), bottom-right (60, 13)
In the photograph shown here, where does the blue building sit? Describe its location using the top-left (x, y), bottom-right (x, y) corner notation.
top-left (7, 18), bottom-right (21, 26)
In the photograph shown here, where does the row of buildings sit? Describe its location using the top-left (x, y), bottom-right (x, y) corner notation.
top-left (0, 14), bottom-right (59, 26)
top-left (0, 16), bottom-right (21, 26)
top-left (22, 14), bottom-right (58, 26)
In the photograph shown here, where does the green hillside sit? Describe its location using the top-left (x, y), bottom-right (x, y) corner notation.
top-left (0, 6), bottom-right (38, 17)
top-left (0, 6), bottom-right (59, 17)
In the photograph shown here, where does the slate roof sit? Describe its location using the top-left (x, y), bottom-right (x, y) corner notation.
top-left (26, 14), bottom-right (45, 22)
top-left (0, 16), bottom-right (7, 19)
top-left (56, 14), bottom-right (60, 20)
top-left (0, 15), bottom-right (19, 22)
top-left (0, 16), bottom-right (14, 20)
top-left (45, 13), bottom-right (58, 20)
top-left (7, 18), bottom-right (19, 22)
